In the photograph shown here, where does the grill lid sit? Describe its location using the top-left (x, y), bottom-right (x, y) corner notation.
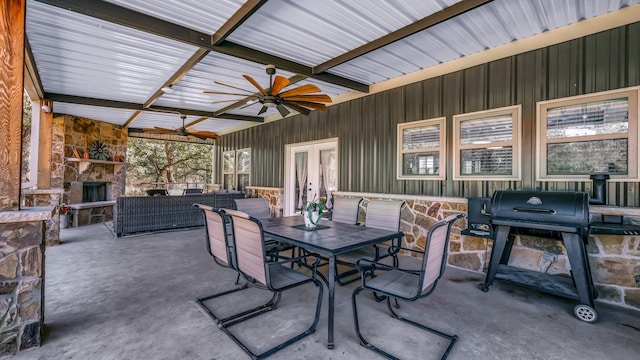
top-left (490, 191), bottom-right (589, 234)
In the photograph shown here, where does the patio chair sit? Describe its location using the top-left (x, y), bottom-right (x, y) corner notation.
top-left (222, 209), bottom-right (324, 359)
top-left (193, 204), bottom-right (279, 326)
top-left (352, 213), bottom-right (464, 360)
top-left (234, 197), bottom-right (295, 261)
top-left (335, 199), bottom-right (404, 285)
top-left (331, 196), bottom-right (362, 224)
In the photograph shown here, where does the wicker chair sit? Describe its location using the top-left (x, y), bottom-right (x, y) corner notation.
top-left (352, 213), bottom-right (464, 360)
top-left (222, 209), bottom-right (324, 359)
top-left (335, 199), bottom-right (404, 285)
top-left (193, 204), bottom-right (279, 326)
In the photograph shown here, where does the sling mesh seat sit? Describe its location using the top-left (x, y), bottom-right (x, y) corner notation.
top-left (222, 209), bottom-right (324, 359)
top-left (235, 197), bottom-right (295, 260)
top-left (352, 213), bottom-right (464, 360)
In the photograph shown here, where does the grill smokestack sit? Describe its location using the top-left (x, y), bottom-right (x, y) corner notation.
top-left (589, 174), bottom-right (609, 205)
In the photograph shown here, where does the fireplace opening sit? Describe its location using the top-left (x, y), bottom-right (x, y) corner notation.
top-left (83, 182), bottom-right (108, 203)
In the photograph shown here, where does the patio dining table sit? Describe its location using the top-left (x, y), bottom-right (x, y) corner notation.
top-left (261, 216), bottom-right (403, 349)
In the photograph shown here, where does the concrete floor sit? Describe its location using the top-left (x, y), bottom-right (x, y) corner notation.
top-left (6, 223), bottom-right (640, 360)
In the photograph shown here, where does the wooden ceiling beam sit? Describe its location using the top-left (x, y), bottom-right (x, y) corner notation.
top-left (44, 93), bottom-right (264, 122)
top-left (313, 0), bottom-right (492, 74)
top-left (211, 0), bottom-right (268, 45)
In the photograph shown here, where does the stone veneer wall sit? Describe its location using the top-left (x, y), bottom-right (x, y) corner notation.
top-left (52, 115), bottom-right (127, 205)
top-left (21, 190), bottom-right (64, 246)
top-left (245, 187), bottom-right (283, 218)
top-left (333, 192), bottom-right (640, 312)
top-left (0, 208), bottom-right (51, 355)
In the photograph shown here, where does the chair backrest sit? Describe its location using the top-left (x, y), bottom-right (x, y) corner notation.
top-left (331, 197), bottom-right (362, 224)
top-left (234, 197), bottom-right (271, 220)
top-left (225, 209), bottom-right (268, 286)
top-left (364, 199), bottom-right (404, 232)
top-left (194, 204), bottom-right (233, 268)
top-left (421, 213), bottom-right (464, 293)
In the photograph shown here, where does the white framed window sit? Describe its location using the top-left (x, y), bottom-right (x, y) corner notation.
top-left (222, 150), bottom-right (235, 191)
top-left (536, 86), bottom-right (639, 181)
top-left (453, 105), bottom-right (522, 181)
top-left (397, 117), bottom-right (446, 180)
top-left (236, 148), bottom-right (251, 192)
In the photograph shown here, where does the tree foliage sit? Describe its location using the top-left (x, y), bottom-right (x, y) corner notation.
top-left (21, 92), bottom-right (32, 183)
top-left (126, 138), bottom-right (213, 186)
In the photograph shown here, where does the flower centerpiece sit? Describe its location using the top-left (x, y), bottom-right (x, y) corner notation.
top-left (302, 196), bottom-right (324, 229)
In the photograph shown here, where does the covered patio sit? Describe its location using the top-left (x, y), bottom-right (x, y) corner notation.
top-left (8, 223), bottom-right (640, 359)
top-left (2, 0), bottom-right (640, 357)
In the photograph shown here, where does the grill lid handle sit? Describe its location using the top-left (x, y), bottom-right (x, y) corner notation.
top-left (512, 207), bottom-right (557, 214)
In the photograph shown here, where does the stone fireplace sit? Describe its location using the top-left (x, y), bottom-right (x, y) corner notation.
top-left (51, 115), bottom-right (127, 226)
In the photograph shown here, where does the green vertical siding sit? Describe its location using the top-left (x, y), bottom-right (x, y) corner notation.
top-left (217, 23), bottom-right (640, 206)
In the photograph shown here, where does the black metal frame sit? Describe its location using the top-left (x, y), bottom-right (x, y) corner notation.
top-left (351, 213), bottom-right (464, 360)
top-left (220, 212), bottom-right (324, 359)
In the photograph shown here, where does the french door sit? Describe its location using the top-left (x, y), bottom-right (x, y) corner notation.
top-left (284, 138), bottom-right (338, 216)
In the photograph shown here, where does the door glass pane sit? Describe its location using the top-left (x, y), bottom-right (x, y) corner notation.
top-left (319, 149), bottom-right (336, 206)
top-left (294, 152), bottom-right (308, 211)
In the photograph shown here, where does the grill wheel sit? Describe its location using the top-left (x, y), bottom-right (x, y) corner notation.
top-left (574, 304), bottom-right (598, 323)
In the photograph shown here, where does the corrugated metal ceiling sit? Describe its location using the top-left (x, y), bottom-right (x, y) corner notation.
top-left (24, 0), bottom-right (639, 139)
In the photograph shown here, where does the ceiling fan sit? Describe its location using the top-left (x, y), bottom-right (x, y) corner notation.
top-left (143, 114), bottom-right (220, 140)
top-left (204, 64), bottom-right (332, 117)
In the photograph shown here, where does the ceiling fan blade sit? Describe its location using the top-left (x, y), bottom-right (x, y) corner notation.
top-left (257, 105), bottom-right (269, 115)
top-left (276, 104), bottom-right (291, 117)
top-left (287, 101), bottom-right (327, 111)
top-left (278, 84), bottom-right (321, 98)
top-left (187, 130), bottom-right (219, 140)
top-left (270, 75), bottom-right (290, 96)
top-left (211, 99), bottom-right (250, 104)
top-left (203, 90), bottom-right (257, 96)
top-left (214, 81), bottom-right (255, 94)
top-left (282, 101), bottom-right (311, 116)
top-left (281, 94), bottom-right (332, 103)
top-left (243, 75), bottom-right (267, 95)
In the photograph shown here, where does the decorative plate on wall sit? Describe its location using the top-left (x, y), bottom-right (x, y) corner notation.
top-left (89, 140), bottom-right (110, 160)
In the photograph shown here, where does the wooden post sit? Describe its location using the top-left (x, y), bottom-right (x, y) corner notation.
top-left (37, 100), bottom-right (53, 189)
top-left (0, 0), bottom-right (26, 211)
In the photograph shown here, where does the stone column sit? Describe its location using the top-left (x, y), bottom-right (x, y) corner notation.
top-left (0, 208), bottom-right (51, 354)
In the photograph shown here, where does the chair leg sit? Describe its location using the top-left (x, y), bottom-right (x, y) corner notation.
top-left (352, 287), bottom-right (458, 360)
top-left (219, 279), bottom-right (324, 359)
top-left (197, 286), bottom-right (281, 328)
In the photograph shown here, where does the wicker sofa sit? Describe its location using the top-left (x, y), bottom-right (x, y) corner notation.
top-left (115, 192), bottom-right (245, 237)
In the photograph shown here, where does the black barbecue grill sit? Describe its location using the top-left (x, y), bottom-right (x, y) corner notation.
top-left (476, 190), bottom-right (599, 322)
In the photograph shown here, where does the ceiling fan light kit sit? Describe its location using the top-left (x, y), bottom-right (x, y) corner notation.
top-left (204, 64), bottom-right (332, 117)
